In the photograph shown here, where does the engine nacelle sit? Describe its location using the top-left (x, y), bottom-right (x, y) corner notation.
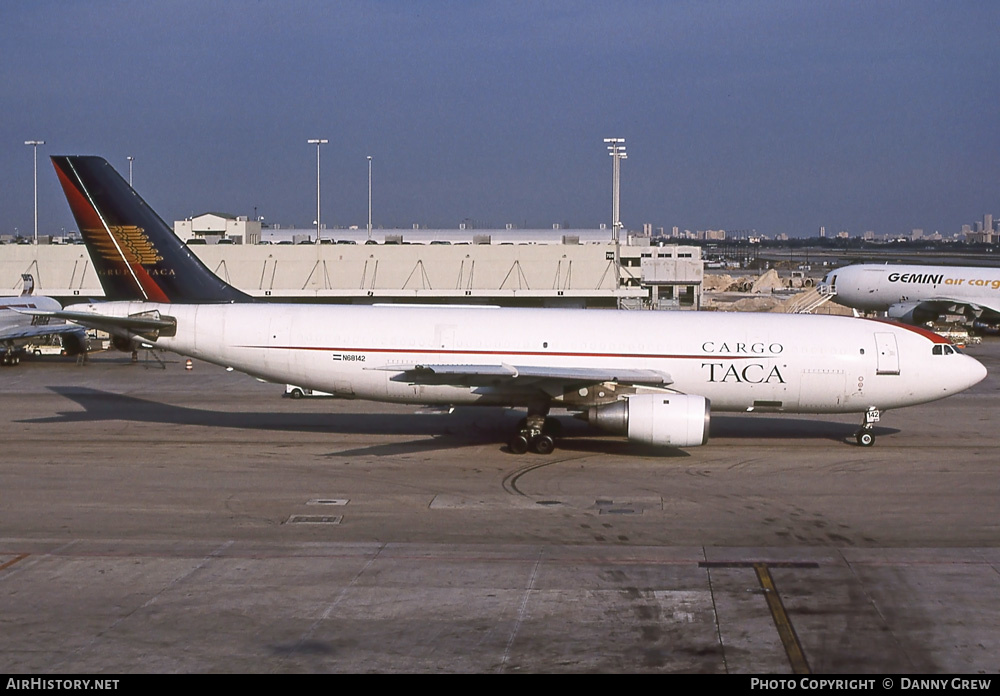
top-left (110, 334), bottom-right (143, 353)
top-left (887, 301), bottom-right (938, 326)
top-left (60, 331), bottom-right (89, 356)
top-left (586, 393), bottom-right (710, 447)
top-left (972, 320), bottom-right (1000, 336)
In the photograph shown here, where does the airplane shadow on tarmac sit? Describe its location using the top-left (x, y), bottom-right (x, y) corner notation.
top-left (27, 386), bottom-right (897, 457)
top-left (24, 386), bottom-right (510, 458)
top-left (710, 415), bottom-right (899, 442)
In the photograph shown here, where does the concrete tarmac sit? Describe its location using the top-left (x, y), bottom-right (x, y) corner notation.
top-left (1, 342), bottom-right (999, 673)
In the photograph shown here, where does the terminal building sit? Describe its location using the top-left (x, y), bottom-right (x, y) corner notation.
top-left (174, 213), bottom-right (261, 245)
top-left (0, 215), bottom-right (703, 310)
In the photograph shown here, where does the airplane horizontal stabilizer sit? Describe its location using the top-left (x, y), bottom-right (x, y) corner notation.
top-left (17, 309), bottom-right (176, 338)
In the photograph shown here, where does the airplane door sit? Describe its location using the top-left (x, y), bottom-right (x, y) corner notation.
top-left (874, 332), bottom-right (900, 375)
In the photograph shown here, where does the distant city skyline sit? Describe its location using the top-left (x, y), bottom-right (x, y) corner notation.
top-left (2, 2), bottom-right (998, 239)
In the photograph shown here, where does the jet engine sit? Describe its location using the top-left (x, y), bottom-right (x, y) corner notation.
top-left (585, 393), bottom-right (710, 447)
top-left (110, 334), bottom-right (143, 353)
top-left (60, 331), bottom-right (89, 356)
top-left (972, 320), bottom-right (1000, 336)
top-left (887, 301), bottom-right (938, 326)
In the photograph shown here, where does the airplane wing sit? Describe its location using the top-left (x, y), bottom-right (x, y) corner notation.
top-left (949, 299), bottom-right (1000, 319)
top-left (910, 298), bottom-right (1000, 320)
top-left (0, 322), bottom-right (85, 343)
top-left (370, 362), bottom-right (672, 392)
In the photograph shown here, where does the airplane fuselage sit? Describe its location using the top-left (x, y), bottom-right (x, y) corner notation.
top-left (65, 301), bottom-right (986, 414)
top-left (1, 296), bottom-right (63, 332)
top-left (823, 264), bottom-right (1000, 318)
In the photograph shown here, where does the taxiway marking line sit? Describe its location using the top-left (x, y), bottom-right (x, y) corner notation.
top-left (754, 562), bottom-right (811, 675)
top-left (0, 553), bottom-right (29, 572)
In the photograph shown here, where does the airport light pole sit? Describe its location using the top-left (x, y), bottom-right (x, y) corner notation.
top-left (604, 138), bottom-right (626, 292)
top-left (604, 138), bottom-right (627, 243)
top-left (25, 140), bottom-right (45, 245)
top-left (127, 156), bottom-right (134, 186)
top-left (308, 139), bottom-right (329, 243)
top-left (367, 155), bottom-right (373, 241)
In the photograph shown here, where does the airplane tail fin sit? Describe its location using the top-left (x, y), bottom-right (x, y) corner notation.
top-left (50, 155), bottom-right (251, 304)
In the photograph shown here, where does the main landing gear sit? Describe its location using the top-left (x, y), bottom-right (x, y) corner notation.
top-left (854, 407), bottom-right (880, 447)
top-left (508, 408), bottom-right (561, 455)
top-left (1, 348), bottom-right (23, 366)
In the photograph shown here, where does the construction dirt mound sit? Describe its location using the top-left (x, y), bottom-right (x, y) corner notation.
top-left (702, 274), bottom-right (736, 292)
top-left (750, 268), bottom-right (784, 294)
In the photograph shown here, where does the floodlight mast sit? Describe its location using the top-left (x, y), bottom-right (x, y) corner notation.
top-left (367, 155), bottom-right (373, 241)
top-left (604, 137), bottom-right (627, 294)
top-left (308, 139), bottom-right (329, 242)
top-left (25, 140), bottom-right (45, 245)
top-left (604, 137), bottom-right (627, 243)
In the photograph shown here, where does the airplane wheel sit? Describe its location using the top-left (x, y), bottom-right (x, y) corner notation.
top-left (856, 431), bottom-right (874, 447)
top-left (508, 434), bottom-right (530, 454)
top-left (290, 389), bottom-right (304, 399)
top-left (531, 434), bottom-right (555, 455)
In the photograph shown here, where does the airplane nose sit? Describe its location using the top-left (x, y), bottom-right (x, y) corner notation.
top-left (959, 355), bottom-right (988, 391)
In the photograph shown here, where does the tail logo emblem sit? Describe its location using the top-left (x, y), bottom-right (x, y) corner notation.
top-left (86, 225), bottom-right (163, 265)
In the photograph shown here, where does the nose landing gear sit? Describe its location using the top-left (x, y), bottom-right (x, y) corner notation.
top-left (854, 407), bottom-right (880, 446)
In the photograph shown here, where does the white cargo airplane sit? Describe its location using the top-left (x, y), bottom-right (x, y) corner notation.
top-left (31, 156), bottom-right (986, 450)
top-left (1, 274), bottom-right (87, 365)
top-left (820, 264), bottom-right (1000, 329)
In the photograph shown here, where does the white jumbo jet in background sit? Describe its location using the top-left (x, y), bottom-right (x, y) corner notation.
top-left (820, 263), bottom-right (1000, 330)
top-left (31, 156), bottom-right (987, 451)
top-left (1, 274), bottom-right (87, 366)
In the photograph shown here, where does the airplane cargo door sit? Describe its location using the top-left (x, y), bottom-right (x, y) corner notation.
top-left (798, 369), bottom-right (846, 410)
top-left (874, 332), bottom-right (900, 375)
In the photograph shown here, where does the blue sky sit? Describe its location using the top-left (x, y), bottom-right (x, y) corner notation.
top-left (2, 1), bottom-right (998, 237)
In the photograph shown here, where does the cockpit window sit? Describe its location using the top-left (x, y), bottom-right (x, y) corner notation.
top-left (933, 345), bottom-right (943, 355)
top-left (933, 345), bottom-right (957, 356)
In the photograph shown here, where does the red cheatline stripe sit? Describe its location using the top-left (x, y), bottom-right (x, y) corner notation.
top-left (236, 345), bottom-right (771, 360)
top-left (862, 317), bottom-right (951, 344)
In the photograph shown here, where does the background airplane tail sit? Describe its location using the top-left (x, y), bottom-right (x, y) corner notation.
top-left (51, 156), bottom-right (251, 304)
